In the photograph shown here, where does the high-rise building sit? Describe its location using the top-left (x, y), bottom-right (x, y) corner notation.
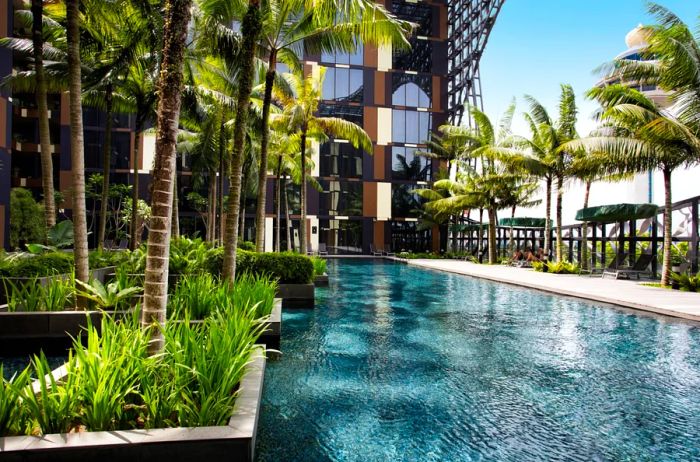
top-left (0, 0), bottom-right (504, 252)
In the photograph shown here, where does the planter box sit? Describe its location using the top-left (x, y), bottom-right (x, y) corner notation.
top-left (0, 348), bottom-right (266, 462)
top-left (276, 283), bottom-right (315, 309)
top-left (0, 267), bottom-right (115, 304)
top-left (313, 273), bottom-right (329, 287)
top-left (0, 310), bottom-right (124, 356)
top-left (258, 298), bottom-right (281, 350)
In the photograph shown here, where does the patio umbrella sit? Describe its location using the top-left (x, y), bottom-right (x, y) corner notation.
top-left (575, 203), bottom-right (659, 224)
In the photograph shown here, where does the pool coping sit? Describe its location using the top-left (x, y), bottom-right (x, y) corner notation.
top-left (399, 258), bottom-right (700, 323)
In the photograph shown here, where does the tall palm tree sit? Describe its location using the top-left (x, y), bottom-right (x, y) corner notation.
top-left (272, 69), bottom-right (371, 253)
top-left (568, 85), bottom-right (700, 286)
top-left (248, 0), bottom-right (412, 252)
top-left (141, 0), bottom-right (193, 354)
top-left (508, 85), bottom-right (579, 262)
top-left (65, 0), bottom-right (89, 286)
top-left (31, 0), bottom-right (56, 231)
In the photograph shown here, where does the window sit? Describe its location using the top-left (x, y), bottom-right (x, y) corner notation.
top-left (318, 103), bottom-right (363, 126)
top-left (391, 1), bottom-right (432, 37)
top-left (392, 73), bottom-right (431, 108)
top-left (391, 184), bottom-right (426, 218)
top-left (392, 110), bottom-right (431, 144)
top-left (321, 43), bottom-right (363, 66)
top-left (319, 218), bottom-right (363, 254)
top-left (390, 221), bottom-right (432, 253)
top-left (319, 180), bottom-right (363, 216)
top-left (393, 37), bottom-right (432, 73)
top-left (320, 141), bottom-right (363, 178)
top-left (321, 67), bottom-right (364, 103)
top-left (391, 146), bottom-right (430, 181)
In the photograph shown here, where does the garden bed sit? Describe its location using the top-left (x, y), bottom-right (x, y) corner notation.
top-left (0, 267), bottom-right (115, 305)
top-left (0, 347), bottom-right (266, 462)
top-left (276, 283), bottom-right (315, 308)
top-left (258, 298), bottom-right (282, 350)
top-left (0, 310), bottom-right (124, 355)
top-left (313, 273), bottom-right (329, 287)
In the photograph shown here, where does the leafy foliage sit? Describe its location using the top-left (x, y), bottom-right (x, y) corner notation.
top-left (0, 252), bottom-right (74, 278)
top-left (670, 272), bottom-right (699, 292)
top-left (9, 188), bottom-right (45, 249)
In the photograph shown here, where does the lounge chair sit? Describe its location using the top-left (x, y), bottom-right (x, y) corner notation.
top-left (117, 239), bottom-right (128, 250)
top-left (318, 243), bottom-right (329, 256)
top-left (369, 244), bottom-right (383, 256)
top-left (383, 244), bottom-right (395, 257)
top-left (589, 253), bottom-right (627, 277)
top-left (306, 244), bottom-right (316, 256)
top-left (604, 252), bottom-right (655, 280)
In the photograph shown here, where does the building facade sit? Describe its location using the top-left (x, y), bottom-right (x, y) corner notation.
top-left (0, 0), bottom-right (504, 252)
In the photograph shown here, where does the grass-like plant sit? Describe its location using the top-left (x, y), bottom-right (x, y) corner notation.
top-left (310, 256), bottom-right (327, 277)
top-left (0, 366), bottom-right (31, 436)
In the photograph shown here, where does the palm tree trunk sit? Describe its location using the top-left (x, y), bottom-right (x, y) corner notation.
top-left (222, 0), bottom-right (260, 282)
top-left (555, 174), bottom-right (563, 262)
top-left (66, 0), bottom-right (89, 288)
top-left (581, 179), bottom-right (591, 270)
top-left (487, 207), bottom-right (497, 264)
top-left (275, 157), bottom-right (282, 252)
top-left (97, 85), bottom-right (114, 251)
top-left (544, 176), bottom-right (552, 259)
top-left (661, 167), bottom-right (673, 286)
top-left (477, 208), bottom-right (483, 256)
top-left (219, 147), bottom-right (226, 244)
top-left (239, 178), bottom-right (246, 241)
top-left (130, 120), bottom-right (143, 250)
top-left (171, 172), bottom-right (179, 238)
top-left (211, 171), bottom-right (217, 241)
top-left (299, 129), bottom-right (307, 254)
top-left (32, 0), bottom-right (56, 233)
top-left (140, 0), bottom-right (192, 354)
top-left (284, 177), bottom-right (292, 252)
top-left (254, 51), bottom-right (277, 252)
top-left (509, 205), bottom-right (516, 254)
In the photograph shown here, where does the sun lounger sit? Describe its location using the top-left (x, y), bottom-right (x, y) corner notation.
top-left (369, 244), bottom-right (383, 256)
top-left (318, 243), bottom-right (329, 256)
top-left (383, 245), bottom-right (395, 257)
top-left (604, 252), bottom-right (655, 280)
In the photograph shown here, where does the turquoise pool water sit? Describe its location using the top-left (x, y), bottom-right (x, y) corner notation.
top-left (256, 259), bottom-right (700, 461)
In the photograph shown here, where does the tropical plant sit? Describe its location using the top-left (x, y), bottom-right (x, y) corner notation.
top-left (670, 272), bottom-right (699, 292)
top-left (8, 188), bottom-right (45, 249)
top-left (271, 69), bottom-right (372, 253)
top-left (75, 278), bottom-right (142, 310)
top-left (140, 0), bottom-right (193, 354)
top-left (310, 256), bottom-right (327, 276)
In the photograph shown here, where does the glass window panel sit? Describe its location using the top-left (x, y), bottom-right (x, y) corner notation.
top-left (392, 110), bottom-right (405, 143)
top-left (419, 112), bottom-right (431, 143)
top-left (349, 70), bottom-right (363, 102)
top-left (405, 82), bottom-right (419, 107)
top-left (406, 110), bottom-right (419, 144)
top-left (322, 67), bottom-right (335, 100)
top-left (336, 68), bottom-right (349, 99)
top-left (349, 43), bottom-right (363, 65)
top-left (321, 50), bottom-right (334, 63)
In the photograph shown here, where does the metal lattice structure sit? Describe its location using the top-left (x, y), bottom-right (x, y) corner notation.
top-left (447, 0), bottom-right (505, 126)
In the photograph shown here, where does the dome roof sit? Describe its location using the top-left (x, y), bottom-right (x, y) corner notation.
top-left (625, 24), bottom-right (650, 48)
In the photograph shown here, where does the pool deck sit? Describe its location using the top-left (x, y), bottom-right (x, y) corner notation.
top-left (401, 259), bottom-right (700, 322)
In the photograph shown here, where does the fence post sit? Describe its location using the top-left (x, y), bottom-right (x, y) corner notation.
top-left (691, 199), bottom-right (699, 273)
top-left (651, 216), bottom-right (658, 277)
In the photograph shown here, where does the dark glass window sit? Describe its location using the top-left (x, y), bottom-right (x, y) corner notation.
top-left (319, 218), bottom-right (363, 254)
top-left (319, 180), bottom-right (363, 216)
top-left (392, 110), bottom-right (431, 144)
top-left (390, 221), bottom-right (432, 253)
top-left (391, 184), bottom-right (425, 218)
top-left (321, 43), bottom-right (363, 66)
top-left (320, 141), bottom-right (363, 178)
top-left (391, 1), bottom-right (432, 37)
top-left (393, 37), bottom-right (432, 73)
top-left (391, 146), bottom-right (430, 181)
top-left (321, 67), bottom-right (363, 103)
top-left (392, 73), bottom-right (431, 108)
top-left (318, 103), bottom-right (363, 126)
top-left (83, 130), bottom-right (131, 170)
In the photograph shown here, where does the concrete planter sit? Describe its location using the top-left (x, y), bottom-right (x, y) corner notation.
top-left (0, 348), bottom-right (266, 462)
top-left (313, 273), bottom-right (329, 287)
top-left (276, 283), bottom-right (315, 309)
top-left (259, 298), bottom-right (282, 350)
top-left (0, 310), bottom-right (125, 355)
top-left (0, 267), bottom-right (115, 304)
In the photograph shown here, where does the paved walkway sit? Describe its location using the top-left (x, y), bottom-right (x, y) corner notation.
top-left (401, 259), bottom-right (700, 322)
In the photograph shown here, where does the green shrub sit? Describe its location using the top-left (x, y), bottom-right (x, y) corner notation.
top-left (671, 272), bottom-right (699, 292)
top-left (237, 240), bottom-right (255, 251)
top-left (4, 275), bottom-right (74, 312)
top-left (204, 249), bottom-right (314, 284)
top-left (88, 250), bottom-right (131, 269)
top-left (0, 252), bottom-right (74, 278)
top-left (533, 260), bottom-right (579, 274)
top-left (310, 256), bottom-right (327, 276)
top-left (9, 188), bottom-right (45, 249)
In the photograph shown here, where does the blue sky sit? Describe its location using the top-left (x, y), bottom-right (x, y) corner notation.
top-left (479, 0), bottom-right (698, 136)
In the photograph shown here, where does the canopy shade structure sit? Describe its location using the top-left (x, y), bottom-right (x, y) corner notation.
top-left (575, 203), bottom-right (659, 224)
top-left (498, 217), bottom-right (546, 228)
top-left (451, 223), bottom-right (488, 232)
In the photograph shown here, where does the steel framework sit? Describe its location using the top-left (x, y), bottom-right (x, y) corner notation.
top-left (447, 0), bottom-right (505, 126)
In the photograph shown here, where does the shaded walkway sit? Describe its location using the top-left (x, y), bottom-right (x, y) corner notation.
top-left (403, 259), bottom-right (700, 321)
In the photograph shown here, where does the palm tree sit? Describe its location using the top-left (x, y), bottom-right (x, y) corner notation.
top-left (500, 178), bottom-right (541, 253)
top-left (272, 69), bottom-right (371, 253)
top-left (65, 0), bottom-right (89, 287)
top-left (508, 85), bottom-right (579, 262)
top-left (247, 0), bottom-right (412, 252)
top-left (568, 85), bottom-right (700, 286)
top-left (31, 0), bottom-right (56, 231)
top-left (141, 0), bottom-right (193, 354)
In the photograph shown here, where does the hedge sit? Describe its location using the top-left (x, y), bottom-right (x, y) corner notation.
top-left (0, 252), bottom-right (74, 278)
top-left (204, 249), bottom-right (314, 284)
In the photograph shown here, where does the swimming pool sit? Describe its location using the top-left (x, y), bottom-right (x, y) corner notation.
top-left (256, 259), bottom-right (700, 461)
